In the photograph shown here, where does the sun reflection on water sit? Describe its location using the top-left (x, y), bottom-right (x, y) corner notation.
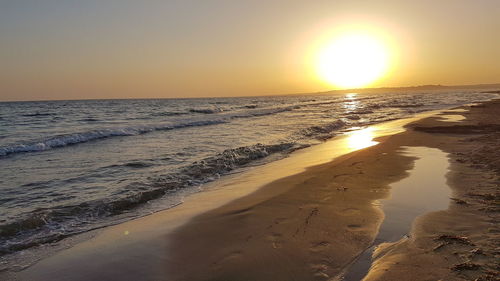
top-left (347, 127), bottom-right (378, 150)
top-left (343, 93), bottom-right (360, 111)
top-left (345, 93), bottom-right (358, 100)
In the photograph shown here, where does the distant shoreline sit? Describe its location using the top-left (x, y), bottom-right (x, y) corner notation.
top-left (323, 83), bottom-right (500, 95)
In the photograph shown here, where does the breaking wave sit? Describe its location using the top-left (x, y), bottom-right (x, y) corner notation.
top-left (0, 142), bottom-right (297, 255)
top-left (0, 105), bottom-right (301, 158)
top-left (0, 120), bottom-right (227, 157)
top-left (300, 120), bottom-right (346, 140)
top-left (189, 108), bottom-right (224, 114)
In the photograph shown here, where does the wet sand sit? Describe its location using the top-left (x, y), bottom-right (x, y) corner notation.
top-left (165, 99), bottom-right (500, 281)
top-left (6, 100), bottom-right (500, 281)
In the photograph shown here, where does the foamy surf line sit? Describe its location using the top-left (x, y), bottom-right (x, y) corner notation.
top-left (0, 105), bottom-right (302, 157)
top-left (0, 119), bottom-right (347, 256)
top-left (0, 120), bottom-right (227, 157)
top-left (0, 141), bottom-right (306, 254)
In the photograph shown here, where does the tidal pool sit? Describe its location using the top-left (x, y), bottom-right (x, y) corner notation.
top-left (343, 146), bottom-right (451, 281)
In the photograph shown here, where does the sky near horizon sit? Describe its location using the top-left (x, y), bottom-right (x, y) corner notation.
top-left (1, 0), bottom-right (499, 101)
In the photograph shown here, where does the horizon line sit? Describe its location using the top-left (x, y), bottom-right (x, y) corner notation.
top-left (1, 82), bottom-right (500, 103)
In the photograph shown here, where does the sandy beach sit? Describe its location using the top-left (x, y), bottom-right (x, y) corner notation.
top-left (164, 100), bottom-right (500, 281)
top-left (4, 99), bottom-right (499, 281)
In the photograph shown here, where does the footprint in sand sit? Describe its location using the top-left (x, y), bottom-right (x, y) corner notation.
top-left (274, 217), bottom-right (287, 224)
top-left (310, 263), bottom-right (330, 280)
top-left (266, 232), bottom-right (283, 249)
top-left (321, 196), bottom-right (332, 202)
top-left (309, 241), bottom-right (331, 252)
top-left (340, 207), bottom-right (361, 216)
top-left (211, 251), bottom-right (243, 268)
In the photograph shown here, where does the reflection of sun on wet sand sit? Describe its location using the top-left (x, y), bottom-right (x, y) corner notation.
top-left (11, 100), bottom-right (500, 281)
top-left (165, 100), bottom-right (500, 281)
top-left (347, 127), bottom-right (378, 150)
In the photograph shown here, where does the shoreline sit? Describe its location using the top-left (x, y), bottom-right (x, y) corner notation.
top-left (162, 100), bottom-right (499, 281)
top-left (4, 100), bottom-right (500, 281)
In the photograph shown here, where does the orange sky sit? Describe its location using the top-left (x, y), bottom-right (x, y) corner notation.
top-left (1, 0), bottom-right (499, 101)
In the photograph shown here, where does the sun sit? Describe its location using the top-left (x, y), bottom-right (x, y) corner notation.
top-left (315, 32), bottom-right (391, 88)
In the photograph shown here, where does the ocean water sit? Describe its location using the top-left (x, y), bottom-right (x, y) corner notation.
top-left (0, 91), bottom-right (497, 257)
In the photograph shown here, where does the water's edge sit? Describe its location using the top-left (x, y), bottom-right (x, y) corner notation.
top-left (342, 147), bottom-right (451, 281)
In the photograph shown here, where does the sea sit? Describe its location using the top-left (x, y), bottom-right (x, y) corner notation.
top-left (0, 90), bottom-right (498, 259)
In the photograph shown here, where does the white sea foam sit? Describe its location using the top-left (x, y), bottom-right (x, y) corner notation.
top-left (0, 104), bottom-right (310, 157)
top-left (0, 119), bottom-right (228, 157)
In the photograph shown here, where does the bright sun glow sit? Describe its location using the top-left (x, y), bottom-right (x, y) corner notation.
top-left (315, 32), bottom-right (391, 88)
